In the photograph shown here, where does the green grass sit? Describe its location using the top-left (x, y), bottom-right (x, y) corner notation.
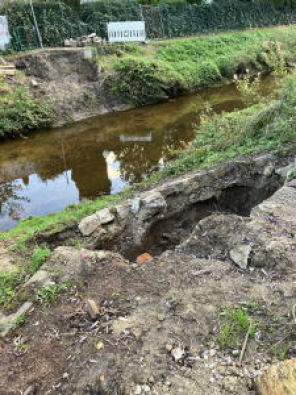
top-left (30, 246), bottom-right (51, 273)
top-left (218, 307), bottom-right (257, 349)
top-left (110, 25), bottom-right (296, 105)
top-left (0, 77), bottom-right (52, 139)
top-left (0, 194), bottom-right (121, 249)
top-left (148, 73), bottom-right (296, 180)
top-left (0, 271), bottom-right (20, 306)
top-left (36, 283), bottom-right (69, 306)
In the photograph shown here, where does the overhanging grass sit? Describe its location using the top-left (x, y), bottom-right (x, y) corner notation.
top-left (0, 195), bottom-right (121, 247)
top-left (152, 73), bottom-right (296, 180)
top-left (111, 25), bottom-right (296, 104)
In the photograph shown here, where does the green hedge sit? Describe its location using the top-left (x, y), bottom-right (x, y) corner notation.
top-left (3, 0), bottom-right (296, 51)
top-left (5, 3), bottom-right (87, 49)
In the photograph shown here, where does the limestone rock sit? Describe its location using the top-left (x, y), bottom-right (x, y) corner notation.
top-left (96, 208), bottom-right (114, 225)
top-left (78, 208), bottom-right (114, 236)
top-left (25, 269), bottom-right (50, 287)
top-left (139, 192), bottom-right (167, 221)
top-left (229, 245), bottom-right (251, 270)
top-left (0, 301), bottom-right (33, 337)
top-left (131, 197), bottom-right (141, 213)
top-left (79, 213), bottom-right (101, 236)
top-left (256, 359), bottom-right (296, 395)
top-left (171, 347), bottom-right (185, 362)
top-left (116, 203), bottom-right (130, 220)
top-left (275, 163), bottom-right (294, 180)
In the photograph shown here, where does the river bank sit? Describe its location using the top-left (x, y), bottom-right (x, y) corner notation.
top-left (2, 24), bottom-right (296, 139)
top-left (0, 75), bottom-right (279, 231)
top-left (1, 64), bottom-right (296, 392)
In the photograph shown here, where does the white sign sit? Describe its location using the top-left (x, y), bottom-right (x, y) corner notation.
top-left (0, 16), bottom-right (10, 51)
top-left (108, 21), bottom-right (146, 43)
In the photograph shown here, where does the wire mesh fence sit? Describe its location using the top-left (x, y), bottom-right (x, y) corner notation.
top-left (2, 0), bottom-right (296, 52)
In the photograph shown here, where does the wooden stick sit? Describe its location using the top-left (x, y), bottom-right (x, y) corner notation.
top-left (239, 321), bottom-right (252, 366)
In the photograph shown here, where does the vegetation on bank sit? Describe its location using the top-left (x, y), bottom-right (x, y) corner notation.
top-left (2, 71), bottom-right (296, 250)
top-left (0, 77), bottom-right (52, 139)
top-left (156, 72), bottom-right (296, 179)
top-left (111, 26), bottom-right (296, 104)
top-left (0, 195), bottom-right (120, 248)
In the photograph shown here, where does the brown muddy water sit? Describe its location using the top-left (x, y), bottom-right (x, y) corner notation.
top-left (0, 77), bottom-right (277, 230)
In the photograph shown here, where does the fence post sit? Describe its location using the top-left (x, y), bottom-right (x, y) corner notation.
top-left (29, 0), bottom-right (43, 48)
top-left (139, 4), bottom-right (144, 22)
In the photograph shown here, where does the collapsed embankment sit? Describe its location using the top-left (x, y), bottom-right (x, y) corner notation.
top-left (1, 150), bottom-right (296, 394)
top-left (3, 24), bottom-right (296, 138)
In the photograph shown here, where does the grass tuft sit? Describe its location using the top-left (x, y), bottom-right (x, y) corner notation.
top-left (30, 246), bottom-right (51, 274)
top-left (218, 307), bottom-right (257, 349)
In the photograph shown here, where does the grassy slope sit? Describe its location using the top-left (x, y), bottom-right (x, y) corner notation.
top-left (0, 195), bottom-right (120, 248)
top-left (110, 25), bottom-right (296, 104)
top-left (2, 27), bottom-right (296, 246)
top-left (154, 73), bottom-right (296, 179)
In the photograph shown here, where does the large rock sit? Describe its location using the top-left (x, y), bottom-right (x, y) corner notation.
top-left (78, 213), bottom-right (102, 236)
top-left (138, 191), bottom-right (167, 221)
top-left (96, 208), bottom-right (115, 225)
top-left (79, 208), bottom-right (114, 236)
top-left (256, 359), bottom-right (296, 395)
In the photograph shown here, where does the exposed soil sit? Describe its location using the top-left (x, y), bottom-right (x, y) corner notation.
top-left (1, 154), bottom-right (296, 394)
top-left (1, 248), bottom-right (295, 394)
top-left (7, 48), bottom-right (131, 127)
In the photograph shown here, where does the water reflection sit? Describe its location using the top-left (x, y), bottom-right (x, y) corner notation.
top-left (103, 151), bottom-right (128, 194)
top-left (0, 77), bottom-right (276, 230)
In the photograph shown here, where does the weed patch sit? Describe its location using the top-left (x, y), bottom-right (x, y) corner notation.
top-left (0, 272), bottom-right (19, 306)
top-left (0, 78), bottom-right (52, 139)
top-left (218, 307), bottom-right (257, 349)
top-left (36, 283), bottom-right (70, 306)
top-left (30, 246), bottom-right (51, 274)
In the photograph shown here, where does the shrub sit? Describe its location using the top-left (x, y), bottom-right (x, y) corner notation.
top-left (113, 56), bottom-right (182, 104)
top-left (0, 79), bottom-right (52, 139)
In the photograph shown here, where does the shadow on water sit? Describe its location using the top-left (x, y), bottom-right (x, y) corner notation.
top-left (0, 76), bottom-right (277, 230)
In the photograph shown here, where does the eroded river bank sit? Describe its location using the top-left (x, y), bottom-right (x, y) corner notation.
top-left (0, 76), bottom-right (277, 230)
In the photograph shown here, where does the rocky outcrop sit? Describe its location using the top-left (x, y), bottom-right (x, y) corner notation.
top-left (77, 154), bottom-right (285, 258)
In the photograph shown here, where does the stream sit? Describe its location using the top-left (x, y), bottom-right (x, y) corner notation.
top-left (0, 77), bottom-right (277, 230)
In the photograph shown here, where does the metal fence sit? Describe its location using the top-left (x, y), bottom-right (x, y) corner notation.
top-left (3, 0), bottom-right (296, 52)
